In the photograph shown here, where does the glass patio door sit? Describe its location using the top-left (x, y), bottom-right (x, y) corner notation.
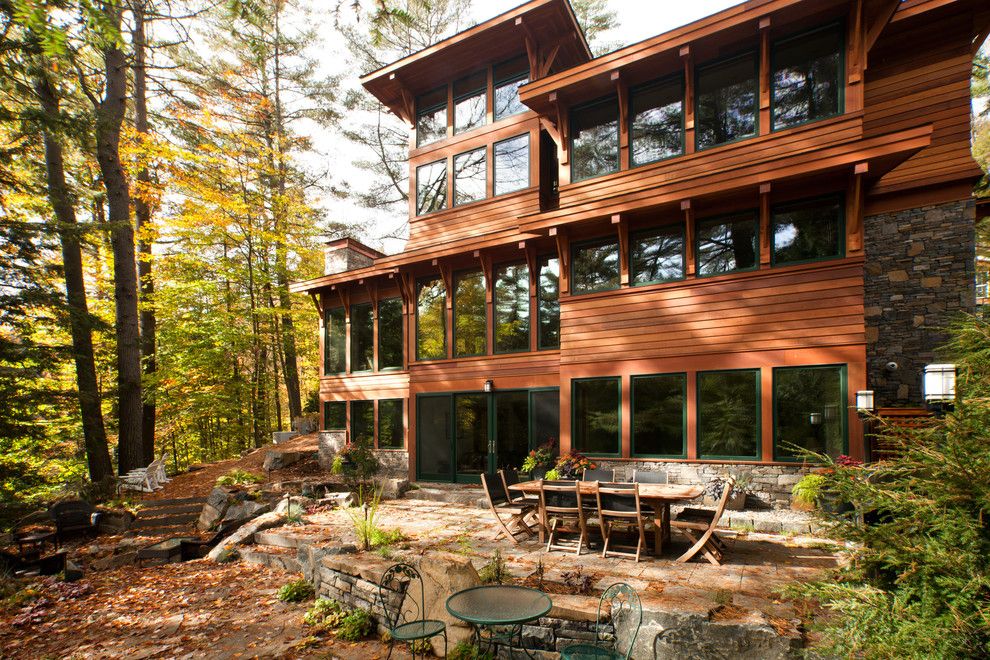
top-left (454, 393), bottom-right (489, 481)
top-left (494, 391), bottom-right (529, 472)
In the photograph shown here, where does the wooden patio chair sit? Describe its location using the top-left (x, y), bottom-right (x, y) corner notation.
top-left (499, 468), bottom-right (538, 505)
top-left (632, 469), bottom-right (667, 484)
top-left (480, 472), bottom-right (536, 545)
top-left (539, 480), bottom-right (591, 555)
top-left (582, 467), bottom-right (615, 482)
top-left (671, 476), bottom-right (735, 565)
top-left (596, 483), bottom-right (657, 562)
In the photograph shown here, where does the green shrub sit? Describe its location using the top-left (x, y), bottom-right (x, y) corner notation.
top-left (791, 473), bottom-right (826, 507)
top-left (449, 639), bottom-right (493, 660)
top-left (478, 548), bottom-right (510, 585)
top-left (216, 469), bottom-right (263, 488)
top-left (336, 607), bottom-right (372, 641)
top-left (276, 579), bottom-right (314, 603)
top-left (408, 639), bottom-right (434, 655)
top-left (303, 597), bottom-right (346, 628)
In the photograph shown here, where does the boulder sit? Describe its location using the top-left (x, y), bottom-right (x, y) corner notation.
top-left (274, 496), bottom-right (313, 514)
top-left (91, 550), bottom-right (138, 571)
top-left (222, 500), bottom-right (271, 525)
top-left (264, 449), bottom-right (310, 471)
top-left (379, 478), bottom-right (409, 500)
top-left (322, 492), bottom-right (356, 508)
top-left (198, 487), bottom-right (233, 531)
top-left (412, 552), bottom-right (481, 651)
top-left (207, 511), bottom-right (285, 562)
top-left (97, 509), bottom-right (134, 534)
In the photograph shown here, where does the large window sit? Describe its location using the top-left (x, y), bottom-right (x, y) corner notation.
top-left (531, 389), bottom-right (560, 448)
top-left (378, 297), bottom-right (403, 369)
top-left (416, 86), bottom-right (447, 147)
top-left (772, 25), bottom-right (843, 131)
top-left (416, 160), bottom-right (447, 216)
top-left (570, 98), bottom-right (620, 182)
top-left (351, 400), bottom-right (374, 446)
top-left (632, 373), bottom-right (686, 457)
top-left (696, 52), bottom-right (758, 150)
top-left (417, 395), bottom-right (452, 479)
top-left (494, 56), bottom-right (529, 121)
top-left (696, 212), bottom-right (758, 276)
top-left (350, 302), bottom-right (373, 372)
top-left (453, 148), bottom-right (486, 206)
top-left (698, 369), bottom-right (760, 459)
top-left (571, 237), bottom-right (620, 294)
top-left (324, 306), bottom-right (345, 374)
top-left (494, 263), bottom-right (530, 353)
top-left (537, 255), bottom-right (560, 350)
top-left (774, 365), bottom-right (846, 460)
top-left (631, 224), bottom-right (685, 285)
top-left (494, 135), bottom-right (530, 196)
top-left (323, 401), bottom-right (345, 431)
top-left (416, 277), bottom-right (446, 361)
top-left (772, 196), bottom-right (844, 266)
top-left (378, 399), bottom-right (404, 449)
top-left (630, 77), bottom-right (683, 166)
top-left (454, 71), bottom-right (486, 135)
top-left (454, 270), bottom-right (486, 357)
top-left (572, 378), bottom-right (620, 455)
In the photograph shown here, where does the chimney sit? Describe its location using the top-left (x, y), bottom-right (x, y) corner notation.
top-left (323, 237), bottom-right (386, 276)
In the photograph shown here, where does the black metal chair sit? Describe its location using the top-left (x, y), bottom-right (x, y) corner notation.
top-left (632, 470), bottom-right (668, 484)
top-left (378, 562), bottom-right (447, 659)
top-left (583, 467), bottom-right (615, 482)
top-left (500, 468), bottom-right (538, 505)
top-left (49, 500), bottom-right (100, 545)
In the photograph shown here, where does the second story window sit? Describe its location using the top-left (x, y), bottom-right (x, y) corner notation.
top-left (772, 24), bottom-right (843, 131)
top-left (454, 270), bottom-right (487, 357)
top-left (494, 134), bottom-right (530, 196)
top-left (696, 212), bottom-right (758, 276)
top-left (696, 52), bottom-right (758, 150)
top-left (494, 262), bottom-right (530, 353)
top-left (630, 76), bottom-right (684, 166)
top-left (324, 306), bottom-right (346, 374)
top-left (570, 97), bottom-right (620, 182)
top-left (416, 160), bottom-right (447, 215)
top-left (453, 148), bottom-right (486, 206)
top-left (378, 297), bottom-right (403, 369)
top-left (350, 302), bottom-right (374, 372)
top-left (571, 236), bottom-right (620, 294)
top-left (416, 86), bottom-right (447, 147)
top-left (454, 71), bottom-right (487, 135)
top-left (631, 224), bottom-right (685, 285)
top-left (494, 56), bottom-right (530, 121)
top-left (416, 277), bottom-right (446, 361)
top-left (538, 255), bottom-right (560, 350)
top-left (772, 196), bottom-right (844, 266)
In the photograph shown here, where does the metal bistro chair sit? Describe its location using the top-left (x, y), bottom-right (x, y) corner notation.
top-left (632, 469), bottom-right (668, 484)
top-left (583, 467), bottom-right (615, 482)
top-left (540, 480), bottom-right (592, 555)
top-left (378, 562), bottom-right (447, 660)
top-left (596, 483), bottom-right (656, 563)
top-left (481, 472), bottom-right (536, 545)
top-left (561, 582), bottom-right (642, 660)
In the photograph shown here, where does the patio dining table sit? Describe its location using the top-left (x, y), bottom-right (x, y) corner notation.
top-left (508, 481), bottom-right (704, 554)
top-left (445, 584), bottom-right (552, 658)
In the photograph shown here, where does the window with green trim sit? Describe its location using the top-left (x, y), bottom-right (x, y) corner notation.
top-left (454, 71), bottom-right (486, 135)
top-left (696, 52), bottom-right (758, 150)
top-left (572, 237), bottom-right (620, 294)
top-left (494, 135), bottom-right (529, 196)
top-left (416, 86), bottom-right (447, 147)
top-left (350, 302), bottom-right (373, 372)
top-left (696, 212), bottom-right (758, 276)
top-left (571, 97), bottom-right (619, 182)
top-left (572, 378), bottom-right (620, 455)
top-left (453, 148), bottom-right (486, 206)
top-left (416, 277), bottom-right (446, 361)
top-left (537, 255), bottom-right (560, 350)
top-left (631, 224), bottom-right (685, 285)
top-left (630, 77), bottom-right (683, 166)
top-left (323, 401), bottom-right (345, 431)
top-left (324, 306), bottom-right (345, 374)
top-left (416, 160), bottom-right (447, 216)
top-left (378, 399), bottom-right (404, 449)
top-left (494, 56), bottom-right (529, 121)
top-left (494, 262), bottom-right (530, 353)
top-left (698, 369), bottom-right (760, 459)
top-left (378, 297), bottom-right (403, 369)
top-left (772, 196), bottom-right (844, 266)
top-left (351, 400), bottom-right (374, 446)
top-left (632, 373), bottom-right (686, 457)
top-left (454, 270), bottom-right (486, 357)
top-left (772, 24), bottom-right (843, 131)
top-left (774, 365), bottom-right (846, 460)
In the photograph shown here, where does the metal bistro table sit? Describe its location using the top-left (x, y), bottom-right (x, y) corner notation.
top-left (445, 584), bottom-right (552, 658)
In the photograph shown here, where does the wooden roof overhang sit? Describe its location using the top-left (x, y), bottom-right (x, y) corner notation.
top-left (360, 0), bottom-right (591, 124)
top-left (518, 120), bottom-right (934, 235)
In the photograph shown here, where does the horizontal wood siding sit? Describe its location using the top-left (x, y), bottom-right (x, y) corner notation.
top-left (559, 261), bottom-right (865, 365)
top-left (320, 372), bottom-right (409, 401)
top-left (408, 351), bottom-right (560, 393)
top-left (406, 189), bottom-right (541, 252)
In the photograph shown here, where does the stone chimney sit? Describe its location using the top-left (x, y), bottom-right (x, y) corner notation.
top-left (323, 237), bottom-right (385, 276)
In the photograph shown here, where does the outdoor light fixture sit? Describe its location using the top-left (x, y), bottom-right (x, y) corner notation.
top-left (484, 379), bottom-right (494, 393)
top-left (923, 364), bottom-right (956, 416)
top-left (808, 412), bottom-right (824, 426)
top-left (855, 390), bottom-right (875, 414)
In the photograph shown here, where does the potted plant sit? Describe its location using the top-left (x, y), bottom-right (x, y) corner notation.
top-left (703, 474), bottom-right (749, 510)
top-left (520, 440), bottom-right (557, 480)
top-left (791, 473), bottom-right (825, 511)
top-left (548, 452), bottom-right (596, 480)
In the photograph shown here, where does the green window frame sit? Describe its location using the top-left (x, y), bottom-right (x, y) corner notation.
top-left (773, 365), bottom-right (847, 461)
top-left (493, 134), bottom-right (530, 196)
top-left (697, 369), bottom-right (761, 460)
top-left (416, 276), bottom-right (447, 361)
top-left (771, 23), bottom-right (844, 132)
top-left (453, 269), bottom-right (487, 357)
top-left (537, 254), bottom-right (560, 350)
top-left (416, 86), bottom-right (447, 147)
top-left (453, 70), bottom-right (486, 135)
top-left (771, 195), bottom-right (845, 267)
top-left (350, 400), bottom-right (374, 446)
top-left (696, 211), bottom-right (759, 277)
top-left (571, 236), bottom-right (621, 295)
top-left (630, 224), bottom-right (685, 286)
top-left (570, 97), bottom-right (620, 182)
top-left (695, 51), bottom-right (759, 151)
top-left (453, 147), bottom-right (486, 206)
top-left (350, 302), bottom-right (374, 373)
top-left (571, 377), bottom-right (621, 457)
top-left (322, 401), bottom-right (346, 431)
top-left (416, 159), bottom-right (447, 216)
top-left (630, 75), bottom-right (684, 167)
top-left (493, 262), bottom-right (531, 354)
top-left (377, 399), bottom-right (405, 450)
top-left (494, 56), bottom-right (530, 121)
top-left (324, 306), bottom-right (346, 375)
top-left (378, 297), bottom-right (403, 370)
top-left (631, 373), bottom-right (687, 458)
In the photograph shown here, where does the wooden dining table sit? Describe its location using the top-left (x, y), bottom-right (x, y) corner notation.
top-left (508, 481), bottom-right (704, 555)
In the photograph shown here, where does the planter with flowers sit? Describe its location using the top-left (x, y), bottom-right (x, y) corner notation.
top-left (544, 452), bottom-right (596, 481)
top-left (520, 440), bottom-right (557, 480)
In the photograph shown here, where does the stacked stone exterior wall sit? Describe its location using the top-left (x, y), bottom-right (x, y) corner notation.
top-left (318, 431), bottom-right (409, 478)
top-left (864, 199), bottom-right (976, 406)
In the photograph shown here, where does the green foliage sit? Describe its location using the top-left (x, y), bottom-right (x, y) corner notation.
top-left (346, 486), bottom-right (396, 551)
top-left (478, 548), bottom-right (510, 585)
top-left (796, 314), bottom-right (990, 658)
top-left (282, 504), bottom-right (306, 526)
top-left (449, 639), bottom-right (494, 660)
top-left (336, 607), bottom-right (372, 641)
top-left (276, 579), bottom-right (315, 603)
top-left (215, 548), bottom-right (240, 564)
top-left (303, 597), bottom-right (346, 628)
top-left (520, 440), bottom-right (557, 474)
top-left (570, 0), bottom-right (621, 56)
top-left (216, 469), bottom-right (263, 488)
top-left (332, 438), bottom-right (380, 490)
top-left (791, 473), bottom-right (826, 507)
top-left (544, 468), bottom-right (561, 481)
top-left (553, 452), bottom-right (596, 480)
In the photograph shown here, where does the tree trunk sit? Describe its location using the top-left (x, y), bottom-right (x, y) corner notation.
top-left (35, 74), bottom-right (114, 483)
top-left (95, 3), bottom-right (143, 474)
top-left (133, 3), bottom-right (157, 464)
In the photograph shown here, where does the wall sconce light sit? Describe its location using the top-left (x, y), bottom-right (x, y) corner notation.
top-left (484, 379), bottom-right (494, 393)
top-left (855, 390), bottom-right (875, 415)
top-left (808, 412), bottom-right (824, 426)
top-left (924, 364), bottom-right (956, 416)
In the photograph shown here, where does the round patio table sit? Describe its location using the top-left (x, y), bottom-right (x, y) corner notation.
top-left (445, 584), bottom-right (552, 658)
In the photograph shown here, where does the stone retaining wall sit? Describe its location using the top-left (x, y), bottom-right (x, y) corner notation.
top-left (317, 431), bottom-right (409, 479)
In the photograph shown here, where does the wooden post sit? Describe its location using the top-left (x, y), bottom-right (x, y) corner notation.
top-left (551, 227), bottom-right (570, 296)
top-left (759, 183), bottom-right (772, 268)
top-left (681, 46), bottom-right (695, 155)
top-left (478, 251), bottom-right (494, 356)
top-left (367, 281), bottom-right (380, 371)
top-left (847, 0), bottom-right (865, 112)
top-left (847, 163), bottom-right (867, 255)
top-left (682, 200), bottom-right (695, 276)
top-left (613, 71), bottom-right (629, 171)
top-left (437, 261), bottom-right (453, 360)
top-left (614, 214), bottom-right (629, 285)
top-left (759, 17), bottom-right (771, 134)
top-left (525, 244), bottom-right (538, 353)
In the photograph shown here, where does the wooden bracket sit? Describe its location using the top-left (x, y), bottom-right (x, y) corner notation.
top-left (847, 164), bottom-right (867, 254)
top-left (478, 252), bottom-right (494, 303)
top-left (549, 93), bottom-right (569, 165)
top-left (336, 287), bottom-right (350, 314)
top-left (613, 71), bottom-right (629, 149)
top-left (865, 0), bottom-right (901, 54)
top-left (309, 292), bottom-right (323, 317)
top-left (524, 245), bottom-right (538, 298)
top-left (616, 215), bottom-right (630, 285)
top-left (553, 228), bottom-right (570, 295)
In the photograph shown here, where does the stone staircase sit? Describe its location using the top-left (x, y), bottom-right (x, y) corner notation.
top-left (132, 497), bottom-right (206, 534)
top-left (401, 483), bottom-right (486, 508)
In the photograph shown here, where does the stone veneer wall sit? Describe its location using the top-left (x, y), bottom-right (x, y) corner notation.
top-left (864, 199), bottom-right (976, 406)
top-left (317, 431), bottom-right (409, 478)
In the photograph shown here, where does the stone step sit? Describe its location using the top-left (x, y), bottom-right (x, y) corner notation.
top-left (402, 485), bottom-right (486, 508)
top-left (240, 545), bottom-right (304, 573)
top-left (138, 497), bottom-right (206, 506)
top-left (131, 513), bottom-right (199, 529)
top-left (136, 503), bottom-right (203, 516)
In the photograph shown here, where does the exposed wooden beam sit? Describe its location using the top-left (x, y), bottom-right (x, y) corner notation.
top-left (865, 0), bottom-right (901, 54)
top-left (682, 200), bottom-right (695, 276)
top-left (553, 229), bottom-right (570, 295)
top-left (308, 292), bottom-right (323, 317)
